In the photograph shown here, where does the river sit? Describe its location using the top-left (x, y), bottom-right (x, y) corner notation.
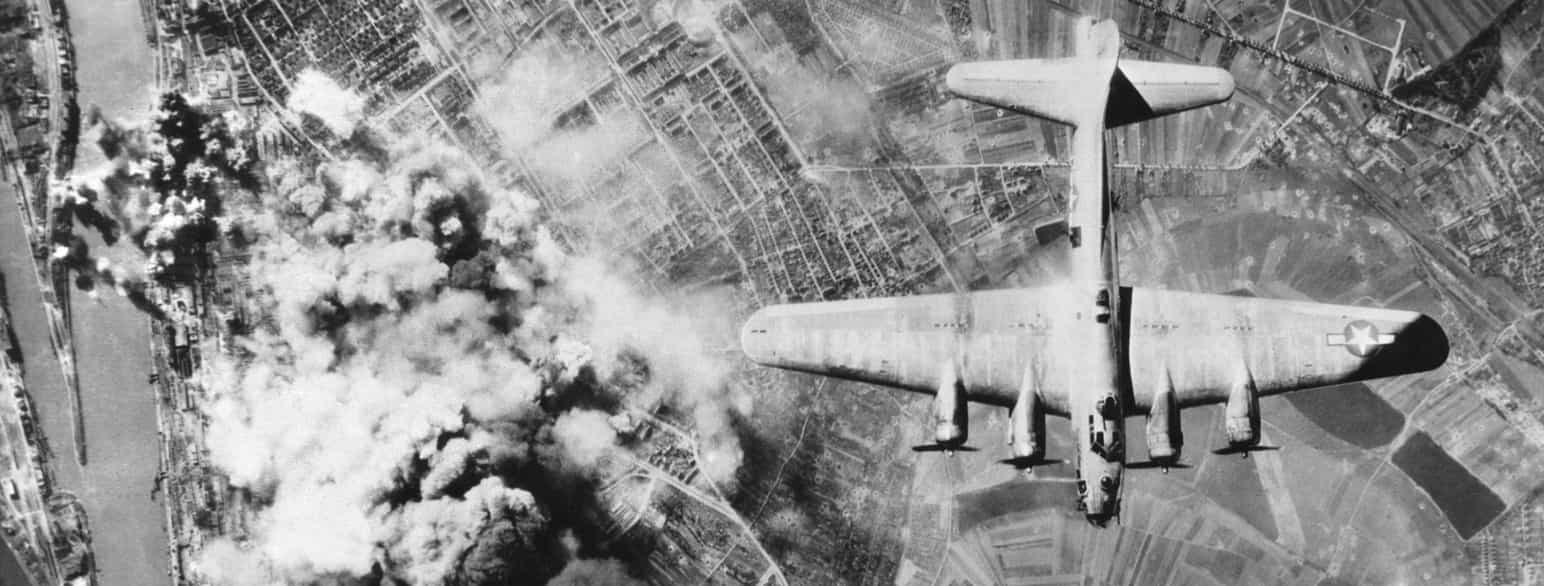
top-left (0, 538), bottom-right (26, 586)
top-left (0, 186), bottom-right (72, 586)
top-left (4, 0), bottom-right (173, 584)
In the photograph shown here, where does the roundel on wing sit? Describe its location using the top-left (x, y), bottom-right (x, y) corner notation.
top-left (1333, 320), bottom-right (1392, 358)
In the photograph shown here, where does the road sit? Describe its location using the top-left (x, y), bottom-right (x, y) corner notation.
top-left (0, 360), bottom-right (59, 586)
top-left (634, 412), bottom-right (789, 585)
top-left (633, 455), bottom-right (789, 585)
top-left (35, 0), bottom-right (66, 174)
top-left (5, 0), bottom-right (88, 475)
top-left (0, 6), bottom-right (80, 580)
top-left (1122, 0), bottom-right (1530, 337)
top-left (0, 105), bottom-right (82, 472)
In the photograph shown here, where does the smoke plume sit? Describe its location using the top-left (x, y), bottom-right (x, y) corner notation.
top-left (288, 68), bottom-right (368, 136)
top-left (654, 0), bottom-right (722, 43)
top-left (53, 94), bottom-right (257, 315)
top-left (69, 68), bottom-right (748, 584)
top-left (475, 44), bottom-right (647, 192)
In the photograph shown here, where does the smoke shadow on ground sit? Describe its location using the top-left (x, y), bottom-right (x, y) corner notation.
top-left (723, 405), bottom-right (912, 581)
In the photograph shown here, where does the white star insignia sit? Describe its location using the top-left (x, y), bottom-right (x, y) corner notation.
top-left (1327, 321), bottom-right (1397, 357)
top-left (1345, 324), bottom-right (1379, 357)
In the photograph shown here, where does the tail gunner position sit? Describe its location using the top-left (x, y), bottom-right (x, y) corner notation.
top-left (739, 19), bottom-right (1449, 526)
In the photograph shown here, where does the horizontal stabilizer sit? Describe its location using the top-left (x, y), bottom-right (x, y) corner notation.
top-left (1211, 444), bottom-right (1279, 457)
top-left (945, 59), bottom-right (1089, 126)
top-left (944, 58), bottom-right (1235, 128)
top-left (1107, 60), bottom-right (1235, 127)
top-left (1126, 461), bottom-right (1191, 471)
top-left (911, 444), bottom-right (979, 453)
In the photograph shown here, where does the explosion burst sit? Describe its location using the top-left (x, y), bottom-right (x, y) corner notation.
top-left (63, 71), bottom-right (748, 585)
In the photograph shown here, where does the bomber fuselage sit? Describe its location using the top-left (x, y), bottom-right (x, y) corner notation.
top-left (1042, 17), bottom-right (1125, 525)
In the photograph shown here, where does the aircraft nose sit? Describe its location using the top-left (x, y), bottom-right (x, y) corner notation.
top-left (942, 64), bottom-right (970, 97)
top-left (1083, 494), bottom-right (1115, 526)
top-left (1082, 491), bottom-right (1104, 515)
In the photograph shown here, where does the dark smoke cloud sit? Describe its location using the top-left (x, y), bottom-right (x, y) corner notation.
top-left (53, 93), bottom-right (257, 320)
top-left (68, 70), bottom-right (745, 584)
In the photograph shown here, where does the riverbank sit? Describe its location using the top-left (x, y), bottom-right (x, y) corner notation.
top-left (0, 183), bottom-right (67, 586)
top-left (26, 0), bottom-right (170, 583)
top-left (0, 0), bottom-right (89, 582)
top-left (47, 0), bottom-right (171, 580)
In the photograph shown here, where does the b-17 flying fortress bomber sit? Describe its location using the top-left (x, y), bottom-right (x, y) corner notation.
top-left (740, 18), bottom-right (1450, 527)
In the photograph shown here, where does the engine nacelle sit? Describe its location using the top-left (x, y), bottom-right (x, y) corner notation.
top-left (1145, 382), bottom-right (1183, 467)
top-left (1008, 384), bottom-right (1043, 461)
top-left (1224, 374), bottom-right (1260, 447)
top-left (934, 362), bottom-right (967, 446)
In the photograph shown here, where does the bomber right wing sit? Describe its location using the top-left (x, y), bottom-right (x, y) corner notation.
top-left (1124, 287), bottom-right (1449, 411)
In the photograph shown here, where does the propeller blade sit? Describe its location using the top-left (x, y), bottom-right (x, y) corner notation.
top-left (1210, 444), bottom-right (1280, 456)
top-left (910, 444), bottom-right (979, 453)
top-left (1126, 460), bottom-right (1191, 470)
top-left (996, 456), bottom-right (1063, 468)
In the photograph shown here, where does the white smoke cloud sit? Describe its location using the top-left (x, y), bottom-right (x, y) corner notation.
top-left (192, 540), bottom-right (273, 586)
top-left (552, 409), bottom-right (620, 469)
top-left (737, 37), bottom-right (876, 161)
top-left (546, 528), bottom-right (644, 585)
top-left (548, 558), bottom-right (644, 586)
top-left (258, 475), bottom-right (381, 578)
top-left (420, 436), bottom-right (477, 499)
top-left (195, 141), bottom-right (559, 581)
top-left (71, 63), bottom-right (745, 585)
top-left (287, 68), bottom-right (367, 136)
top-left (468, 39), bottom-right (753, 492)
top-left (475, 45), bottom-right (648, 192)
top-left (550, 256), bottom-right (748, 489)
top-left (49, 96), bottom-right (259, 317)
top-left (653, 0), bottom-right (723, 44)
